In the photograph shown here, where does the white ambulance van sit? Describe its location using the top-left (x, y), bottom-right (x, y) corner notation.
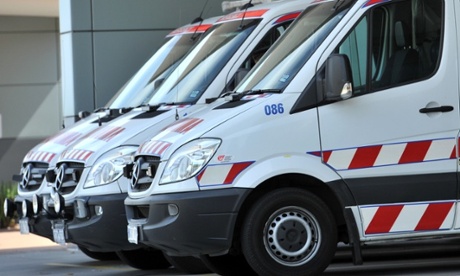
top-left (3, 18), bottom-right (216, 260)
top-left (125, 0), bottom-right (457, 274)
top-left (44, 1), bottom-right (308, 272)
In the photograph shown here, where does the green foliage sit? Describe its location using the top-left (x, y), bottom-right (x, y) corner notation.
top-left (0, 181), bottom-right (18, 229)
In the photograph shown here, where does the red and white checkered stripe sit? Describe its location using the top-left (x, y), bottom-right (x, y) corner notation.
top-left (61, 149), bottom-right (94, 161)
top-left (24, 151), bottom-right (56, 163)
top-left (197, 162), bottom-right (253, 186)
top-left (310, 138), bottom-right (457, 170)
top-left (157, 104), bottom-right (191, 111)
top-left (361, 202), bottom-right (455, 235)
top-left (137, 140), bottom-right (171, 156)
top-left (89, 126), bottom-right (124, 142)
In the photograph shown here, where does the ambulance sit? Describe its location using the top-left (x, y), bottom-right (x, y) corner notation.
top-left (3, 17), bottom-right (216, 261)
top-left (43, 0), bottom-right (309, 272)
top-left (125, 0), bottom-right (457, 274)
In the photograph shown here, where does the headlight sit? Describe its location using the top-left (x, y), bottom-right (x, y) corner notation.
top-left (160, 138), bottom-right (221, 184)
top-left (85, 146), bottom-right (137, 188)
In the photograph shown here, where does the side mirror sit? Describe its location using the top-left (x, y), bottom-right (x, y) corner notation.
top-left (78, 110), bottom-right (91, 119)
top-left (324, 54), bottom-right (353, 101)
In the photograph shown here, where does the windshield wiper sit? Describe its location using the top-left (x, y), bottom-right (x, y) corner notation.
top-left (139, 103), bottom-right (163, 112)
top-left (225, 89), bottom-right (282, 102)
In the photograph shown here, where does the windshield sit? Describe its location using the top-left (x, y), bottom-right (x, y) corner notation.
top-left (236, 0), bottom-right (353, 92)
top-left (105, 33), bottom-right (200, 109)
top-left (148, 19), bottom-right (260, 105)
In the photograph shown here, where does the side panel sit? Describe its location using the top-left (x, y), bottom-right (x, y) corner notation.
top-left (317, 0), bottom-right (460, 239)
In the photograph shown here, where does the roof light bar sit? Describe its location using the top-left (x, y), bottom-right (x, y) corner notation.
top-left (222, 0), bottom-right (272, 12)
top-left (167, 24), bottom-right (213, 37)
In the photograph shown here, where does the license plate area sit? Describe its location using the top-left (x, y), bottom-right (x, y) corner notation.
top-left (52, 220), bottom-right (66, 245)
top-left (127, 224), bottom-right (138, 244)
top-left (19, 218), bottom-right (30, 234)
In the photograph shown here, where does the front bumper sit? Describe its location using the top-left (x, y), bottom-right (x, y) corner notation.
top-left (59, 193), bottom-right (141, 252)
top-left (125, 188), bottom-right (251, 256)
top-left (14, 195), bottom-right (53, 240)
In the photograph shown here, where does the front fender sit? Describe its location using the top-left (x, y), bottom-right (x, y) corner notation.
top-left (230, 153), bottom-right (341, 189)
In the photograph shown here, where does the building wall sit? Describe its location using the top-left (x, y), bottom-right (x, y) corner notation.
top-left (0, 16), bottom-right (61, 138)
top-left (0, 16), bottom-right (60, 182)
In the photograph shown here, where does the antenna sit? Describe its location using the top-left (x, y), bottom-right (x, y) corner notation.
top-left (239, 0), bottom-right (253, 29)
top-left (192, 0), bottom-right (209, 23)
top-left (190, 0), bottom-right (209, 41)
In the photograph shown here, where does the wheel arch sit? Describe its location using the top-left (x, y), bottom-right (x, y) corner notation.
top-left (231, 173), bottom-right (358, 255)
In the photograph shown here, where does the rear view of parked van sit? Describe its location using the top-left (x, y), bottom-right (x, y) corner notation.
top-left (125, 0), bottom-right (458, 275)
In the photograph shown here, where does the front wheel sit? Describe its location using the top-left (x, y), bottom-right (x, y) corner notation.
top-left (241, 188), bottom-right (337, 276)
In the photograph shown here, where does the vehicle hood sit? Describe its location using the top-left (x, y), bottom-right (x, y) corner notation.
top-left (136, 94), bottom-right (275, 160)
top-left (23, 112), bottom-right (105, 166)
top-left (58, 104), bottom-right (209, 165)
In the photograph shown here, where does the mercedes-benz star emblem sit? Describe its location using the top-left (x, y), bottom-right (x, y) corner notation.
top-left (20, 164), bottom-right (33, 189)
top-left (130, 158), bottom-right (143, 189)
top-left (55, 164), bottom-right (67, 191)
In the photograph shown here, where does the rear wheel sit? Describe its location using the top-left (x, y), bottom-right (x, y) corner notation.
top-left (241, 188), bottom-right (337, 276)
top-left (116, 248), bottom-right (170, 270)
top-left (78, 246), bottom-right (119, 261)
top-left (163, 254), bottom-right (210, 274)
top-left (200, 253), bottom-right (256, 276)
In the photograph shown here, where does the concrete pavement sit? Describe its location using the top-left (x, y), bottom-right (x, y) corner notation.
top-left (0, 224), bottom-right (60, 251)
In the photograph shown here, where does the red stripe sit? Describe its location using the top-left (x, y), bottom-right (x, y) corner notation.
top-left (363, 0), bottom-right (387, 7)
top-left (196, 169), bottom-right (205, 182)
top-left (101, 127), bottom-right (124, 141)
top-left (45, 153), bottom-right (56, 163)
top-left (398, 140), bottom-right (431, 164)
top-left (450, 147), bottom-right (457, 159)
top-left (223, 162), bottom-right (253, 184)
top-left (175, 118), bottom-right (202, 133)
top-left (365, 205), bottom-right (404, 234)
top-left (218, 9), bottom-right (268, 22)
top-left (54, 132), bottom-right (81, 146)
top-left (150, 142), bottom-right (162, 154)
top-left (157, 143), bottom-right (171, 155)
top-left (167, 24), bottom-right (213, 36)
top-left (82, 151), bottom-right (93, 161)
top-left (415, 203), bottom-right (453, 231)
top-left (451, 139), bottom-right (458, 159)
top-left (349, 145), bottom-right (382, 169)
top-left (275, 11), bottom-right (301, 24)
top-left (323, 151), bottom-right (332, 162)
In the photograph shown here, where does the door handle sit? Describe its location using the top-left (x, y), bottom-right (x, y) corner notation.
top-left (419, 105), bottom-right (454, 113)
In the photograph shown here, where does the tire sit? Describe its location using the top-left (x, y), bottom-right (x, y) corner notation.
top-left (116, 248), bottom-right (171, 270)
top-left (241, 188), bottom-right (337, 276)
top-left (163, 253), bottom-right (210, 274)
top-left (78, 246), bottom-right (119, 261)
top-left (200, 253), bottom-right (257, 276)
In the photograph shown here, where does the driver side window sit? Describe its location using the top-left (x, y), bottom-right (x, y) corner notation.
top-left (336, 0), bottom-right (442, 95)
